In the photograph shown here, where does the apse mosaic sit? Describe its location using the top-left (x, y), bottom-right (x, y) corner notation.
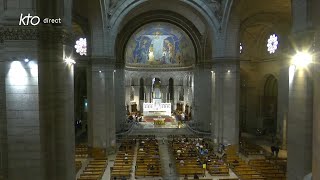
top-left (125, 22), bottom-right (195, 66)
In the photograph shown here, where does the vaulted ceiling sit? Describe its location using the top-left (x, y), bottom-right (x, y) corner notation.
top-left (236, 0), bottom-right (292, 61)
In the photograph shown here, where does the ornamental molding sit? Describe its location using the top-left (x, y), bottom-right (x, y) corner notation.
top-left (0, 27), bottom-right (75, 45)
top-left (0, 27), bottom-right (38, 42)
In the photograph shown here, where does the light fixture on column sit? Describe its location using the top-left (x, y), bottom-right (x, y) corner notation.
top-left (64, 57), bottom-right (76, 65)
top-left (24, 58), bottom-right (29, 63)
top-left (291, 51), bottom-right (312, 68)
top-left (99, 70), bottom-right (102, 73)
top-left (227, 69), bottom-right (231, 73)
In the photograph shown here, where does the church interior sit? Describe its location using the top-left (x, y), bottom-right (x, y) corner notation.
top-left (0, 0), bottom-right (319, 180)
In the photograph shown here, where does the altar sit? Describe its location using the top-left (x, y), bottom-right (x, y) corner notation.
top-left (143, 99), bottom-right (171, 116)
top-left (153, 117), bottom-right (165, 125)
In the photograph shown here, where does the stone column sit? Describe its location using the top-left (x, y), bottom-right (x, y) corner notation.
top-left (0, 42), bottom-right (7, 179)
top-left (277, 67), bottom-right (289, 149)
top-left (114, 66), bottom-right (126, 132)
top-left (2, 28), bottom-right (44, 180)
top-left (211, 69), bottom-right (218, 142)
top-left (89, 60), bottom-right (107, 148)
top-left (87, 60), bottom-right (116, 152)
top-left (105, 66), bottom-right (116, 152)
top-left (194, 64), bottom-right (212, 132)
top-left (287, 67), bottom-right (313, 179)
top-left (288, 1), bottom-right (318, 178)
top-left (312, 31), bottom-right (320, 180)
top-left (38, 27), bottom-right (75, 180)
top-left (87, 64), bottom-right (93, 147)
top-left (213, 62), bottom-right (240, 145)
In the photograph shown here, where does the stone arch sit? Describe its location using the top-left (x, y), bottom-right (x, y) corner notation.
top-left (108, 0), bottom-right (223, 32)
top-left (106, 0), bottom-right (228, 59)
top-left (262, 74), bottom-right (278, 134)
top-left (115, 10), bottom-right (206, 66)
top-left (264, 74), bottom-right (278, 97)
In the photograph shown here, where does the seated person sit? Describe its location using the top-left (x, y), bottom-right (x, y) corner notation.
top-left (180, 159), bottom-right (185, 166)
top-left (194, 174), bottom-right (199, 179)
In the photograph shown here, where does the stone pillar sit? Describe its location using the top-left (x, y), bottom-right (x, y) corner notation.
top-left (114, 67), bottom-right (126, 132)
top-left (287, 68), bottom-right (313, 179)
top-left (38, 27), bottom-right (75, 180)
top-left (288, 1), bottom-right (318, 178)
top-left (194, 64), bottom-right (212, 132)
top-left (312, 31), bottom-right (320, 180)
top-left (213, 62), bottom-right (240, 145)
top-left (88, 60), bottom-right (116, 151)
top-left (277, 67), bottom-right (289, 149)
top-left (89, 61), bottom-right (107, 148)
top-left (105, 66), bottom-right (116, 151)
top-left (1, 28), bottom-right (44, 180)
top-left (211, 69), bottom-right (218, 142)
top-left (87, 64), bottom-right (93, 147)
top-left (0, 42), bottom-right (7, 179)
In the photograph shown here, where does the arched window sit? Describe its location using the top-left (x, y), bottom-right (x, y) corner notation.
top-left (139, 78), bottom-right (144, 100)
top-left (168, 78), bottom-right (174, 100)
top-left (264, 75), bottom-right (278, 97)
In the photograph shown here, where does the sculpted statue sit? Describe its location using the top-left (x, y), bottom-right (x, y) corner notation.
top-left (207, 0), bottom-right (223, 21)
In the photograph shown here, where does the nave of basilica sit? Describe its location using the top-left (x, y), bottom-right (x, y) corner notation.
top-left (0, 0), bottom-right (320, 180)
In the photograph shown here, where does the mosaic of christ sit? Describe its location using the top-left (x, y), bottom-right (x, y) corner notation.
top-left (125, 22), bottom-right (195, 66)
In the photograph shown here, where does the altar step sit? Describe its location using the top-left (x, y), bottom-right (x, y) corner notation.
top-left (130, 127), bottom-right (192, 136)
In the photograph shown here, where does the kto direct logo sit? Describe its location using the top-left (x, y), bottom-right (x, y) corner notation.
top-left (19, 13), bottom-right (62, 26)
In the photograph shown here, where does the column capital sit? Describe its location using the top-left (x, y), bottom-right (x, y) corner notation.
top-left (90, 56), bottom-right (116, 65)
top-left (212, 57), bottom-right (239, 64)
top-left (212, 61), bottom-right (239, 74)
top-left (38, 26), bottom-right (75, 46)
top-left (289, 30), bottom-right (318, 50)
top-left (195, 61), bottom-right (213, 69)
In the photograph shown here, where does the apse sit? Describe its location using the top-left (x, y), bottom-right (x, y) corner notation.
top-left (125, 22), bottom-right (195, 67)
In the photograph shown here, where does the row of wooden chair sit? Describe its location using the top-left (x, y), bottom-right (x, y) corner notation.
top-left (170, 136), bottom-right (213, 178)
top-left (76, 144), bottom-right (89, 158)
top-left (225, 145), bottom-right (265, 180)
top-left (77, 158), bottom-right (108, 180)
top-left (239, 139), bottom-right (265, 157)
top-left (135, 137), bottom-right (161, 177)
top-left (249, 159), bottom-right (286, 180)
top-left (111, 139), bottom-right (135, 179)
